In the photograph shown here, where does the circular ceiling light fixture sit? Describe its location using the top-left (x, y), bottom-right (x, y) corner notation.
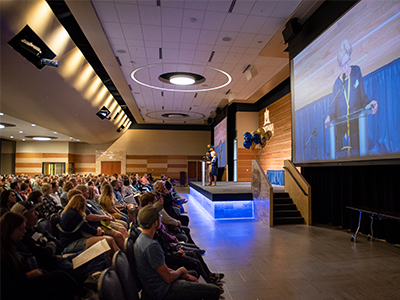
top-left (159, 72), bottom-right (205, 86)
top-left (161, 113), bottom-right (190, 118)
top-left (0, 124), bottom-right (4, 129)
top-left (169, 75), bottom-right (195, 85)
top-left (131, 63), bottom-right (232, 93)
top-left (25, 136), bottom-right (58, 141)
top-left (0, 122), bottom-right (16, 129)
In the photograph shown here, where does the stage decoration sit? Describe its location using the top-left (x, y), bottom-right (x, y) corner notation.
top-left (243, 108), bottom-right (274, 161)
top-left (206, 144), bottom-right (214, 159)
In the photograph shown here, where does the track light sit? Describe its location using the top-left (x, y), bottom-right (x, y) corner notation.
top-left (96, 106), bottom-right (111, 120)
top-left (116, 125), bottom-right (125, 132)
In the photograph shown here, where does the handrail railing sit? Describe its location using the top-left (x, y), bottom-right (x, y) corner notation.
top-left (283, 166), bottom-right (308, 196)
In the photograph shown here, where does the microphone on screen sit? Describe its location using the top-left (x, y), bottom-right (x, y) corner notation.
top-left (342, 73), bottom-right (346, 84)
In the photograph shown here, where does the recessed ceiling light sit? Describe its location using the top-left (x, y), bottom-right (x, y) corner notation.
top-left (189, 18), bottom-right (197, 23)
top-left (10, 136), bottom-right (13, 138)
top-left (22, 139), bottom-right (25, 141)
top-left (0, 125), bottom-right (4, 129)
top-left (31, 124), bottom-right (36, 126)
top-left (170, 75), bottom-right (195, 85)
top-left (162, 113), bottom-right (190, 119)
top-left (116, 49), bottom-right (126, 53)
top-left (19, 131), bottom-right (23, 134)
top-left (222, 37), bottom-right (232, 42)
top-left (258, 40), bottom-right (263, 43)
top-left (32, 137), bottom-right (51, 141)
top-left (0, 112), bottom-right (3, 116)
top-left (69, 137), bottom-right (73, 139)
top-left (53, 131), bottom-right (57, 134)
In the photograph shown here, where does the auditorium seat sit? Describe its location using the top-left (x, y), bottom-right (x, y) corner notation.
top-left (112, 251), bottom-right (139, 300)
top-left (97, 267), bottom-right (126, 300)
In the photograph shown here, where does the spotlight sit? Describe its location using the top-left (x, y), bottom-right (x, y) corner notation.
top-left (116, 125), bottom-right (125, 133)
top-left (40, 58), bottom-right (59, 68)
top-left (96, 106), bottom-right (111, 120)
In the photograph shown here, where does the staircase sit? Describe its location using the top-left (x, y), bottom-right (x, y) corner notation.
top-left (273, 192), bottom-right (304, 225)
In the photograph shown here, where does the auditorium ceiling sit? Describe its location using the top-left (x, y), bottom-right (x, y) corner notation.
top-left (0, 0), bottom-right (322, 144)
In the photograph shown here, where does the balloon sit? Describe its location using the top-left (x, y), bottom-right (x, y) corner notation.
top-left (207, 144), bottom-right (211, 149)
top-left (252, 133), bottom-right (261, 144)
top-left (243, 132), bottom-right (251, 140)
top-left (208, 149), bottom-right (211, 153)
top-left (209, 148), bottom-right (214, 152)
top-left (250, 141), bottom-right (257, 150)
top-left (261, 138), bottom-right (268, 148)
top-left (266, 130), bottom-right (272, 139)
top-left (243, 141), bottom-right (251, 149)
top-left (257, 128), bottom-right (266, 136)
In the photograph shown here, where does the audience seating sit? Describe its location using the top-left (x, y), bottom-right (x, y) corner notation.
top-left (97, 267), bottom-right (126, 300)
top-left (123, 237), bottom-right (143, 292)
top-left (112, 251), bottom-right (139, 300)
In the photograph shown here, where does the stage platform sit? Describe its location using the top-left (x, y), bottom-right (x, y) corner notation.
top-left (188, 181), bottom-right (284, 220)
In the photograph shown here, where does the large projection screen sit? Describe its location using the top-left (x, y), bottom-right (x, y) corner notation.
top-left (292, 0), bottom-right (400, 165)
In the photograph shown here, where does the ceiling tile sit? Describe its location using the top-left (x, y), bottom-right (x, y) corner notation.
top-left (250, 1), bottom-right (279, 17)
top-left (162, 26), bottom-right (181, 43)
top-left (202, 11), bottom-right (226, 30)
top-left (116, 3), bottom-right (140, 24)
top-left (138, 5), bottom-right (161, 26)
top-left (180, 28), bottom-right (201, 44)
top-left (121, 23), bottom-right (144, 40)
top-left (182, 9), bottom-right (207, 29)
top-left (260, 17), bottom-right (286, 35)
top-left (161, 7), bottom-right (183, 27)
top-left (103, 22), bottom-right (125, 39)
top-left (198, 29), bottom-right (219, 45)
top-left (93, 2), bottom-right (119, 22)
top-left (241, 15), bottom-right (267, 34)
top-left (142, 25), bottom-right (162, 41)
top-left (221, 13), bottom-right (247, 32)
top-left (272, 0), bottom-right (301, 19)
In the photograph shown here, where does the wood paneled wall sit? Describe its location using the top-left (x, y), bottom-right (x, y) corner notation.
top-left (237, 93), bottom-right (292, 181)
top-left (15, 153), bottom-right (68, 175)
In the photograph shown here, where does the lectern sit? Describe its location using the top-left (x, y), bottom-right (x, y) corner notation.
top-left (328, 110), bottom-right (370, 159)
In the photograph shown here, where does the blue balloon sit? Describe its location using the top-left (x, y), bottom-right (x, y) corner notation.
top-left (243, 132), bottom-right (251, 140)
top-left (252, 133), bottom-right (261, 144)
top-left (243, 141), bottom-right (251, 149)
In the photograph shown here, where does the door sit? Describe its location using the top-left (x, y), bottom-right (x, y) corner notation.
top-left (101, 161), bottom-right (121, 175)
top-left (187, 161), bottom-right (202, 182)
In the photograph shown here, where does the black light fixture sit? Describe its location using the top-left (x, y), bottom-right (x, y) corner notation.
top-left (113, 112), bottom-right (120, 120)
top-left (96, 106), bottom-right (111, 120)
top-left (116, 125), bottom-right (125, 132)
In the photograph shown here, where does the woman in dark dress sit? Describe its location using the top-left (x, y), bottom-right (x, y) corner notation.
top-left (207, 151), bottom-right (218, 186)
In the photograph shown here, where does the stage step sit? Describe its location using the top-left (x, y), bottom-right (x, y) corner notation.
top-left (273, 193), bottom-right (304, 225)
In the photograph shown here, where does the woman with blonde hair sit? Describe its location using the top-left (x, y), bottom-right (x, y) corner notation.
top-left (98, 182), bottom-right (130, 225)
top-left (58, 194), bottom-right (119, 255)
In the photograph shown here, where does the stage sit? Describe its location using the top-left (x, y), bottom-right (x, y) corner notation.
top-left (188, 181), bottom-right (284, 220)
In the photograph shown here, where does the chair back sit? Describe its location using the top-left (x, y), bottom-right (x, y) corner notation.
top-left (124, 237), bottom-right (143, 292)
top-left (112, 251), bottom-right (139, 300)
top-left (98, 267), bottom-right (126, 300)
top-left (37, 218), bottom-right (53, 235)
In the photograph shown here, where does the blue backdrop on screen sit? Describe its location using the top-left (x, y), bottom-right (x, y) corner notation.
top-left (295, 58), bottom-right (400, 163)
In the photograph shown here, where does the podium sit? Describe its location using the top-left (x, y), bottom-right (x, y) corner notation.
top-left (327, 110), bottom-right (370, 159)
top-left (201, 160), bottom-right (207, 186)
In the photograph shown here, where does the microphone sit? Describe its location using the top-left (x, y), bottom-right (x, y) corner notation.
top-left (365, 103), bottom-right (372, 110)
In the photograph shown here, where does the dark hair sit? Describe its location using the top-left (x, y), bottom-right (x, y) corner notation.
top-left (20, 183), bottom-right (29, 191)
top-left (165, 181), bottom-right (172, 191)
top-left (27, 191), bottom-right (42, 204)
top-left (110, 180), bottom-right (118, 188)
top-left (140, 192), bottom-right (155, 207)
top-left (0, 190), bottom-right (15, 209)
top-left (1, 212), bottom-right (27, 271)
top-left (10, 181), bottom-right (19, 190)
top-left (51, 182), bottom-right (58, 189)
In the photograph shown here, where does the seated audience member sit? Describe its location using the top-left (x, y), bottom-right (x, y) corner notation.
top-left (11, 181), bottom-right (25, 203)
top-left (165, 180), bottom-right (186, 214)
top-left (140, 192), bottom-right (196, 244)
top-left (0, 190), bottom-right (17, 217)
top-left (122, 176), bottom-right (139, 206)
top-left (32, 177), bottom-right (43, 192)
top-left (140, 173), bottom-right (153, 191)
top-left (58, 194), bottom-right (119, 256)
top-left (137, 200), bottom-right (223, 288)
top-left (10, 201), bottom-right (106, 285)
top-left (74, 185), bottom-right (128, 248)
top-left (58, 178), bottom-right (65, 195)
top-left (155, 180), bottom-right (189, 227)
top-left (98, 182), bottom-right (130, 225)
top-left (50, 182), bottom-right (62, 207)
top-left (134, 205), bottom-right (220, 300)
top-left (1, 212), bottom-right (92, 300)
top-left (41, 183), bottom-right (63, 220)
top-left (87, 180), bottom-right (100, 198)
top-left (20, 182), bottom-right (30, 201)
top-left (60, 181), bottom-right (74, 207)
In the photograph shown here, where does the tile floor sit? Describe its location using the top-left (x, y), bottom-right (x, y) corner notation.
top-left (176, 188), bottom-right (400, 300)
